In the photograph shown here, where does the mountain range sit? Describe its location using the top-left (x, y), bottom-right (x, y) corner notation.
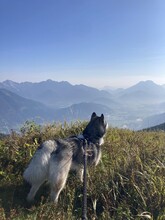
top-left (0, 79), bottom-right (165, 133)
top-left (0, 80), bottom-right (109, 108)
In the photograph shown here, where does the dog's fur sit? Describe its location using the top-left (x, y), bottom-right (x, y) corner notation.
top-left (23, 112), bottom-right (108, 203)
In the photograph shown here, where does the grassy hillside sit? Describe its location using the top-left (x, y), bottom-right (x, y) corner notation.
top-left (144, 122), bottom-right (165, 132)
top-left (0, 121), bottom-right (165, 219)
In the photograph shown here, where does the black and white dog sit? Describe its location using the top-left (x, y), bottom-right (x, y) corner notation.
top-left (23, 112), bottom-right (108, 203)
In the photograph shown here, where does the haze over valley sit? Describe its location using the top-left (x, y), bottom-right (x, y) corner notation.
top-left (0, 79), bottom-right (165, 133)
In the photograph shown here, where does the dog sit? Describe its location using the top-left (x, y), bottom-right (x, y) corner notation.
top-left (23, 112), bottom-right (108, 203)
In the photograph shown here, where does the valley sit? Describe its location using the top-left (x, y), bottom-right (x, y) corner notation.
top-left (0, 79), bottom-right (165, 133)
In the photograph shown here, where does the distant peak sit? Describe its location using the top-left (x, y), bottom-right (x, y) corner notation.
top-left (131, 80), bottom-right (160, 89)
top-left (45, 79), bottom-right (71, 85)
top-left (3, 80), bottom-right (18, 86)
top-left (138, 80), bottom-right (155, 85)
top-left (3, 79), bottom-right (15, 84)
top-left (60, 80), bottom-right (71, 85)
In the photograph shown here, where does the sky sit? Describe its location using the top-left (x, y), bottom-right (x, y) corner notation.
top-left (0, 0), bottom-right (165, 88)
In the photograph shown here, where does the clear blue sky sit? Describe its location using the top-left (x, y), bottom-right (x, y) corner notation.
top-left (0, 0), bottom-right (165, 88)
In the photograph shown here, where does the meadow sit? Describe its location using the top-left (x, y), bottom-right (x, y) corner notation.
top-left (0, 121), bottom-right (165, 219)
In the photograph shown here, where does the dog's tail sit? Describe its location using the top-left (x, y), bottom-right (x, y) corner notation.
top-left (23, 140), bottom-right (57, 185)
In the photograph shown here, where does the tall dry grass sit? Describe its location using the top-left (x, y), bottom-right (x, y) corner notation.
top-left (0, 121), bottom-right (164, 219)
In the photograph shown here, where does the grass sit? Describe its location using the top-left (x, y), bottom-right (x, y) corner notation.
top-left (0, 121), bottom-right (165, 219)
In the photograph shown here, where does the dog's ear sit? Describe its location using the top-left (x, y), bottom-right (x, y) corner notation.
top-left (91, 112), bottom-right (97, 119)
top-left (101, 114), bottom-right (104, 122)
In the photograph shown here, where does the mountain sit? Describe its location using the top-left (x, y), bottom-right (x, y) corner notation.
top-left (123, 80), bottom-right (165, 93)
top-left (116, 80), bottom-right (165, 104)
top-left (0, 88), bottom-right (55, 133)
top-left (53, 102), bottom-right (112, 122)
top-left (1, 79), bottom-right (165, 132)
top-left (139, 112), bottom-right (165, 129)
top-left (0, 88), bottom-right (112, 133)
top-left (0, 80), bottom-right (110, 108)
top-left (144, 122), bottom-right (165, 131)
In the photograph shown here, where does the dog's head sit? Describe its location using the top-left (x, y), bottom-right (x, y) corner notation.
top-left (83, 112), bottom-right (108, 145)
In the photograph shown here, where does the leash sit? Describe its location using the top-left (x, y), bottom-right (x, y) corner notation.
top-left (82, 139), bottom-right (88, 220)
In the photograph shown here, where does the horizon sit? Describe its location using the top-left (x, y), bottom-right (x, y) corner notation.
top-left (1, 1), bottom-right (165, 89)
top-left (1, 75), bottom-right (165, 89)
top-left (0, 78), bottom-right (165, 90)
